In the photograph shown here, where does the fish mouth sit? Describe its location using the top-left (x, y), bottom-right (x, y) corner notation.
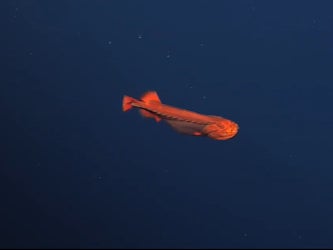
top-left (206, 127), bottom-right (238, 140)
top-left (228, 125), bottom-right (239, 138)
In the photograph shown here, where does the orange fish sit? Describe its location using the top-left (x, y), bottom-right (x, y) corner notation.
top-left (122, 91), bottom-right (239, 140)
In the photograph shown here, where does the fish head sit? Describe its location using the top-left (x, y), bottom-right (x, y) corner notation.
top-left (204, 119), bottom-right (239, 140)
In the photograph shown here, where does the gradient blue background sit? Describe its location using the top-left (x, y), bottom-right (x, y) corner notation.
top-left (1, 0), bottom-right (333, 248)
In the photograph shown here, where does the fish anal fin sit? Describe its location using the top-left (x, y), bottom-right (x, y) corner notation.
top-left (141, 91), bottom-right (162, 104)
top-left (139, 109), bottom-right (162, 122)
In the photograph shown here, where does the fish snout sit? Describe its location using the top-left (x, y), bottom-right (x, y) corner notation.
top-left (221, 120), bottom-right (239, 138)
top-left (204, 120), bottom-right (239, 140)
top-left (226, 122), bottom-right (239, 139)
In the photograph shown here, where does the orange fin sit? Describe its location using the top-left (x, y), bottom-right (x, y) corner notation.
top-left (140, 91), bottom-right (162, 104)
top-left (122, 95), bottom-right (137, 112)
top-left (139, 109), bottom-right (162, 122)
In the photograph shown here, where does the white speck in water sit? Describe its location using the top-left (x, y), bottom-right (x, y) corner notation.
top-left (138, 34), bottom-right (143, 39)
top-left (108, 41), bottom-right (112, 45)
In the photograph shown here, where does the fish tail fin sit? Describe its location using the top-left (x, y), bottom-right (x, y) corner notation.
top-left (140, 91), bottom-right (162, 104)
top-left (122, 95), bottom-right (137, 112)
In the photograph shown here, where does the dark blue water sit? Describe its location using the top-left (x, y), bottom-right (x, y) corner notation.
top-left (1, 0), bottom-right (333, 248)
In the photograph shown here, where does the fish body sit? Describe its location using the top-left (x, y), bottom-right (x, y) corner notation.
top-left (122, 91), bottom-right (239, 140)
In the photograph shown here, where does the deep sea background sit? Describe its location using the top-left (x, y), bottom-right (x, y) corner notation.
top-left (1, 0), bottom-right (333, 248)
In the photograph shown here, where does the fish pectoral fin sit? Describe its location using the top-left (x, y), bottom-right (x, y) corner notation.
top-left (139, 109), bottom-right (162, 122)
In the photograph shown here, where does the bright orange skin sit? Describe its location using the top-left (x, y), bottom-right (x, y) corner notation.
top-left (123, 91), bottom-right (239, 140)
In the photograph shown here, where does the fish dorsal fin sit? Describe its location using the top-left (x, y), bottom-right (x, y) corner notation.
top-left (141, 91), bottom-right (162, 104)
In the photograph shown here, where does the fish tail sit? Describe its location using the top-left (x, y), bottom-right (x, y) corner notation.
top-left (122, 95), bottom-right (137, 112)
